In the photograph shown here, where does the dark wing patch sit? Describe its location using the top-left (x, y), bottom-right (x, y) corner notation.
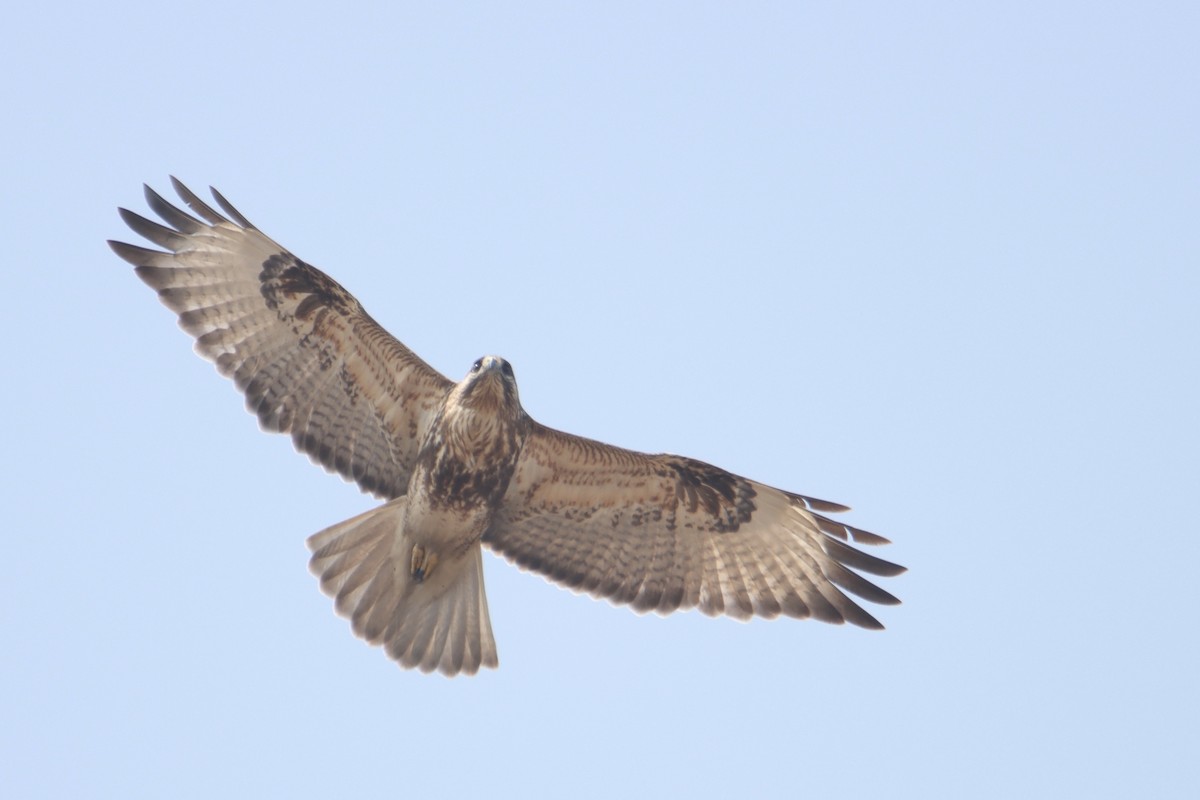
top-left (663, 455), bottom-right (758, 532)
top-left (485, 423), bottom-right (904, 626)
top-left (111, 178), bottom-right (454, 498)
top-left (262, 252), bottom-right (358, 317)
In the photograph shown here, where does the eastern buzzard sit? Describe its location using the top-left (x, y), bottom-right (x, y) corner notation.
top-left (110, 179), bottom-right (904, 676)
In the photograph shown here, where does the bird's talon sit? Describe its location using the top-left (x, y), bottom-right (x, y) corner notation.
top-left (410, 545), bottom-right (438, 583)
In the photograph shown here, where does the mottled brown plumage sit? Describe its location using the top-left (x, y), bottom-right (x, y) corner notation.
top-left (111, 179), bottom-right (905, 676)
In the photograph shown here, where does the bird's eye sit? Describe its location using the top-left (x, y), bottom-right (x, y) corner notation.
top-left (501, 361), bottom-right (513, 377)
top-left (471, 359), bottom-right (483, 373)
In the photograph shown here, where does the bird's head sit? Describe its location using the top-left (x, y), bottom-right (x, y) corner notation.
top-left (453, 355), bottom-right (522, 413)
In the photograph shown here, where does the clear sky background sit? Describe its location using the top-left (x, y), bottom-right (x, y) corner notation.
top-left (4, 3), bottom-right (1197, 798)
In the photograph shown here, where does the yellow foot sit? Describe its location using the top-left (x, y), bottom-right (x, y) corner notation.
top-left (410, 544), bottom-right (439, 583)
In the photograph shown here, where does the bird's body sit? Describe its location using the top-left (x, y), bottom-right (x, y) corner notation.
top-left (111, 179), bottom-right (905, 676)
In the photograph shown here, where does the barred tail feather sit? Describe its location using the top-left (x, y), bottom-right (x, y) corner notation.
top-left (306, 498), bottom-right (498, 676)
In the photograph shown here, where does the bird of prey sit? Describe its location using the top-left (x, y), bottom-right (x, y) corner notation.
top-left (110, 178), bottom-right (904, 676)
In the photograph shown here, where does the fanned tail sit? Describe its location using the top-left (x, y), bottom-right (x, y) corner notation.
top-left (306, 498), bottom-right (498, 676)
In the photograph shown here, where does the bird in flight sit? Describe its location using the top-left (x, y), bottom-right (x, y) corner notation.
top-left (110, 178), bottom-right (904, 676)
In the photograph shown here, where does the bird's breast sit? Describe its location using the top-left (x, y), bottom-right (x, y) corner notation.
top-left (409, 404), bottom-right (528, 523)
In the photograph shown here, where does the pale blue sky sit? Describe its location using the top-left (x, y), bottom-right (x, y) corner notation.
top-left (4, 2), bottom-right (1197, 798)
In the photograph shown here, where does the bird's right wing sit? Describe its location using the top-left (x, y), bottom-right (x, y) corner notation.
top-left (110, 178), bottom-right (453, 498)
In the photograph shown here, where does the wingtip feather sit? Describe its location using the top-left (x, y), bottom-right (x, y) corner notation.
top-left (210, 185), bottom-right (256, 228)
top-left (108, 239), bottom-right (161, 266)
top-left (171, 176), bottom-right (228, 225)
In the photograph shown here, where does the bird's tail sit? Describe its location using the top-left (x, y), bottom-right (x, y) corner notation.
top-left (306, 497), bottom-right (498, 676)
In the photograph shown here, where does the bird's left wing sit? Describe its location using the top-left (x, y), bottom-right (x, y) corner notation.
top-left (485, 423), bottom-right (904, 627)
top-left (110, 178), bottom-right (454, 498)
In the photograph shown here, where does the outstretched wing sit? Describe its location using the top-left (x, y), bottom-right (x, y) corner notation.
top-left (110, 178), bottom-right (453, 498)
top-left (485, 423), bottom-right (904, 626)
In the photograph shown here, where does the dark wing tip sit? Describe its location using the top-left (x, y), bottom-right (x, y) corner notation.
top-left (170, 176), bottom-right (228, 225)
top-left (209, 185), bottom-right (256, 229)
top-left (796, 494), bottom-right (853, 514)
top-left (851, 612), bottom-right (886, 630)
top-left (823, 536), bottom-right (907, 577)
top-left (811, 511), bottom-right (894, 546)
top-left (143, 182), bottom-right (205, 233)
top-left (849, 529), bottom-right (893, 546)
top-left (827, 562), bottom-right (904, 606)
top-left (117, 207), bottom-right (187, 250)
top-left (108, 239), bottom-right (158, 265)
